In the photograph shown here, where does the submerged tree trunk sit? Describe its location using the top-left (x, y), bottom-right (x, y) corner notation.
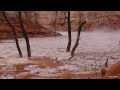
top-left (66, 11), bottom-right (71, 52)
top-left (2, 11), bottom-right (23, 57)
top-left (71, 21), bottom-right (86, 56)
top-left (105, 58), bottom-right (108, 68)
top-left (18, 11), bottom-right (31, 57)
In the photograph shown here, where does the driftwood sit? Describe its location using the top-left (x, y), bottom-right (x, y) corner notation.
top-left (2, 11), bottom-right (23, 57)
top-left (71, 21), bottom-right (86, 56)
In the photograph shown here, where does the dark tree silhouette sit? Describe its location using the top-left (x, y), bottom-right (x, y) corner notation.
top-left (66, 11), bottom-right (71, 52)
top-left (71, 21), bottom-right (86, 56)
top-left (105, 58), bottom-right (108, 68)
top-left (18, 11), bottom-right (31, 57)
top-left (2, 11), bottom-right (23, 57)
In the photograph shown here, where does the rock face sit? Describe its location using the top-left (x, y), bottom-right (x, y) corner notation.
top-left (19, 11), bottom-right (120, 30)
top-left (2, 11), bottom-right (120, 31)
top-left (103, 61), bottom-right (120, 79)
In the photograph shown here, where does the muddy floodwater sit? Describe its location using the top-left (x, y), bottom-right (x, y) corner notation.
top-left (0, 30), bottom-right (120, 79)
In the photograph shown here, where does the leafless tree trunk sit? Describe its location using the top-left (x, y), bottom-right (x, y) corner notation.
top-left (34, 11), bottom-right (40, 26)
top-left (54, 11), bottom-right (57, 38)
top-left (24, 11), bottom-right (28, 18)
top-left (66, 11), bottom-right (71, 52)
top-left (71, 21), bottom-right (86, 56)
top-left (34, 12), bottom-right (38, 24)
top-left (105, 57), bottom-right (108, 68)
top-left (34, 11), bottom-right (41, 32)
top-left (60, 11), bottom-right (67, 26)
top-left (2, 11), bottom-right (23, 57)
top-left (18, 11), bottom-right (31, 57)
top-left (15, 11), bottom-right (18, 19)
top-left (64, 11), bottom-right (67, 24)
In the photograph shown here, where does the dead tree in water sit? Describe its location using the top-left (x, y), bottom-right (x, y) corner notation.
top-left (105, 57), bottom-right (108, 68)
top-left (18, 11), bottom-right (31, 57)
top-left (71, 21), bottom-right (86, 56)
top-left (66, 11), bottom-right (71, 52)
top-left (2, 11), bottom-right (23, 57)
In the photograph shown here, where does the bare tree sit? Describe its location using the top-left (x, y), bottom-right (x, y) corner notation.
top-left (71, 21), bottom-right (86, 56)
top-left (2, 11), bottom-right (22, 57)
top-left (60, 11), bottom-right (67, 26)
top-left (34, 11), bottom-right (38, 24)
top-left (105, 57), bottom-right (108, 68)
top-left (34, 11), bottom-right (41, 26)
top-left (34, 11), bottom-right (41, 30)
top-left (18, 11), bottom-right (31, 57)
top-left (66, 11), bottom-right (71, 52)
top-left (24, 11), bottom-right (28, 18)
top-left (63, 11), bottom-right (75, 25)
top-left (54, 11), bottom-right (57, 38)
top-left (15, 11), bottom-right (18, 19)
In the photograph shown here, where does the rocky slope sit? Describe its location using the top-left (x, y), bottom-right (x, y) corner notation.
top-left (103, 60), bottom-right (120, 79)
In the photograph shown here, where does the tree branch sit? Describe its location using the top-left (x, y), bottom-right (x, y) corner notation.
top-left (2, 11), bottom-right (22, 57)
top-left (71, 21), bottom-right (86, 57)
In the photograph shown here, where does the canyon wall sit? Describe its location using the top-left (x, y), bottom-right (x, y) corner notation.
top-left (3, 11), bottom-right (120, 30)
